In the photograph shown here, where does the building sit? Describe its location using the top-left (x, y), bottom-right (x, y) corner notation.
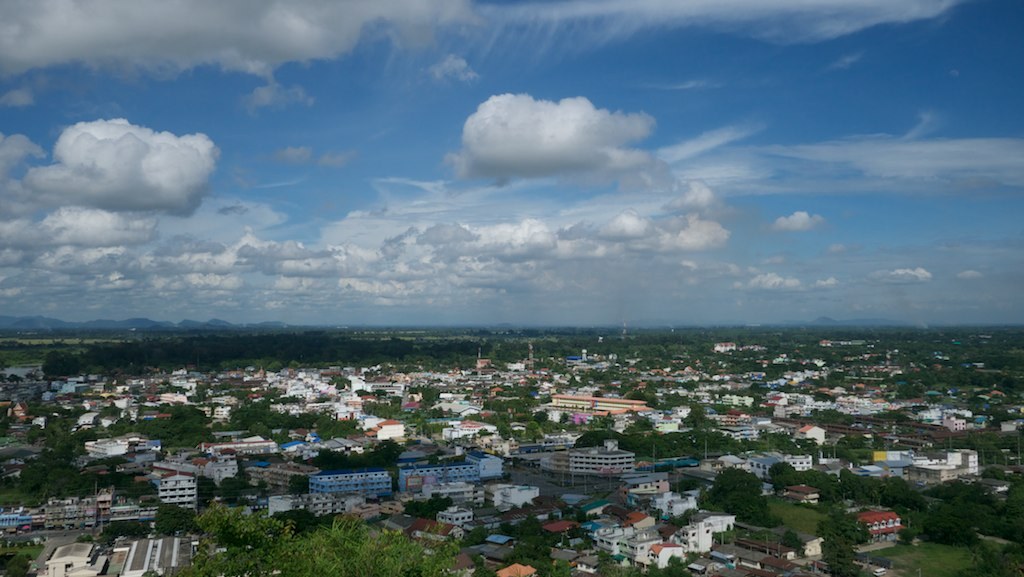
top-left (420, 482), bottom-right (485, 506)
top-left (549, 395), bottom-right (650, 414)
top-left (247, 461), bottom-right (319, 490)
top-left (496, 563), bottom-right (537, 577)
top-left (437, 505), bottom-right (473, 527)
top-left (794, 425), bottom-right (827, 445)
top-left (670, 513), bottom-right (736, 554)
top-left (367, 419), bottom-right (406, 441)
top-left (157, 474), bottom-right (197, 509)
top-left (118, 537), bottom-right (192, 577)
top-left (398, 461), bottom-right (480, 492)
top-left (268, 493), bottom-right (366, 517)
top-left (198, 436), bottom-right (278, 455)
top-left (857, 510), bottom-right (902, 542)
top-left (487, 484), bottom-right (539, 511)
top-left (309, 468), bottom-right (392, 497)
top-left (568, 440), bottom-right (636, 476)
top-left (46, 542), bottom-right (104, 577)
top-left (441, 420), bottom-right (498, 441)
top-left (466, 451), bottom-right (504, 480)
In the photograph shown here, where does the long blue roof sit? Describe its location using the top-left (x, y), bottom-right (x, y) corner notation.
top-left (314, 467), bottom-right (388, 476)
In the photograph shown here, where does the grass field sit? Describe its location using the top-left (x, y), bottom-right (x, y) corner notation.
top-left (0, 545), bottom-right (43, 560)
top-left (767, 499), bottom-right (826, 534)
top-left (880, 542), bottom-right (972, 577)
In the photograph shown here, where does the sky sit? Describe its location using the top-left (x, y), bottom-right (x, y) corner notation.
top-left (0, 0), bottom-right (1022, 327)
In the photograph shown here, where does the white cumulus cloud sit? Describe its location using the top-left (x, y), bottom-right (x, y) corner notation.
top-left (870, 267), bottom-right (932, 283)
top-left (429, 54), bottom-right (479, 82)
top-left (0, 0), bottom-right (476, 76)
top-left (772, 211), bottom-right (825, 231)
top-left (449, 93), bottom-right (654, 180)
top-left (40, 207), bottom-right (157, 247)
top-left (600, 210), bottom-right (651, 240)
top-left (956, 270), bottom-right (982, 279)
top-left (24, 118), bottom-right (218, 214)
top-left (814, 276), bottom-right (839, 288)
top-left (745, 272), bottom-right (802, 290)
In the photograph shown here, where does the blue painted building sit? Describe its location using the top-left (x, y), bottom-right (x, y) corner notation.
top-left (309, 467), bottom-right (392, 497)
top-left (398, 461), bottom-right (480, 492)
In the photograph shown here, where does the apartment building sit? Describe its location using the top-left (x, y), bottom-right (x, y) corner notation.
top-left (398, 461), bottom-right (480, 492)
top-left (309, 468), bottom-right (393, 497)
top-left (157, 474), bottom-right (197, 509)
top-left (568, 440), bottom-right (636, 476)
top-left (247, 462), bottom-right (319, 490)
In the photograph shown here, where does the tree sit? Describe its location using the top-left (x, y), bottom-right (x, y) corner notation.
top-left (703, 468), bottom-right (779, 527)
top-left (154, 504), bottom-right (198, 536)
top-left (182, 505), bottom-right (455, 577)
top-left (817, 508), bottom-right (868, 577)
top-left (781, 529), bottom-right (804, 555)
top-left (288, 474), bottom-right (309, 495)
top-left (5, 553), bottom-right (30, 577)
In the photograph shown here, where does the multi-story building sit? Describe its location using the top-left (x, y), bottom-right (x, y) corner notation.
top-left (857, 510), bottom-right (902, 542)
top-left (567, 440), bottom-right (636, 476)
top-left (309, 468), bottom-right (392, 497)
top-left (466, 451), bottom-right (504, 480)
top-left (42, 492), bottom-right (113, 529)
top-left (420, 482), bottom-right (485, 506)
top-left (549, 395), bottom-right (650, 414)
top-left (268, 493), bottom-right (366, 517)
top-left (247, 462), bottom-right (319, 490)
top-left (436, 506), bottom-right (473, 527)
top-left (157, 474), bottom-right (197, 509)
top-left (398, 461), bottom-right (480, 492)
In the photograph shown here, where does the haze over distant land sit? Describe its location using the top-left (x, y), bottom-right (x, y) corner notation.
top-left (0, 0), bottom-right (1021, 326)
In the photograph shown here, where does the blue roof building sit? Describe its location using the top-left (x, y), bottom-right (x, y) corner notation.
top-left (309, 467), bottom-right (392, 497)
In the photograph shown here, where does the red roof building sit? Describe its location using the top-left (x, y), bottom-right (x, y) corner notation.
top-left (857, 510), bottom-right (902, 541)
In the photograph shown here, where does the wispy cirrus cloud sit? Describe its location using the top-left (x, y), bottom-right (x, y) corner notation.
top-left (482, 0), bottom-right (966, 45)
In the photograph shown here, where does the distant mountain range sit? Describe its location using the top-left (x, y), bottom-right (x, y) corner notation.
top-left (0, 315), bottom-right (289, 331)
top-left (0, 314), bottom-right (918, 331)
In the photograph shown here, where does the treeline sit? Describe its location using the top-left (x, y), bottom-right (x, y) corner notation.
top-left (43, 333), bottom-right (483, 376)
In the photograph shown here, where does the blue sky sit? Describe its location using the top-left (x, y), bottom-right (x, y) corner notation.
top-left (0, 0), bottom-right (1022, 326)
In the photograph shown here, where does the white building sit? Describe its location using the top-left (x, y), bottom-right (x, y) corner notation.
top-left (486, 484), bottom-right (540, 511)
top-left (441, 420), bottom-right (499, 441)
top-left (794, 425), bottom-right (827, 445)
top-left (420, 482), bottom-right (485, 507)
top-left (672, 513), bottom-right (736, 553)
top-left (203, 456), bottom-right (239, 485)
top-left (652, 491), bottom-right (698, 519)
top-left (568, 440), bottom-right (636, 476)
top-left (157, 474), bottom-right (197, 509)
top-left (436, 506), bottom-right (473, 527)
top-left (466, 451), bottom-right (504, 480)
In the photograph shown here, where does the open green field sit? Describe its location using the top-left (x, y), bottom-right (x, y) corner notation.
top-left (881, 542), bottom-right (972, 577)
top-left (767, 499), bottom-right (826, 534)
top-left (0, 544), bottom-right (43, 560)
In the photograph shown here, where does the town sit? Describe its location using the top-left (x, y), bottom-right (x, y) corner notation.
top-left (1, 328), bottom-right (1022, 577)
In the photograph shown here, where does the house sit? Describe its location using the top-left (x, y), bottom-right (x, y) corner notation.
top-left (366, 419), bottom-right (405, 441)
top-left (495, 565), bottom-right (536, 577)
top-left (405, 518), bottom-right (464, 542)
top-left (795, 425), bottom-right (827, 445)
top-left (648, 543), bottom-right (685, 569)
top-left (857, 510), bottom-right (902, 542)
top-left (496, 563), bottom-right (537, 577)
top-left (783, 485), bottom-right (820, 505)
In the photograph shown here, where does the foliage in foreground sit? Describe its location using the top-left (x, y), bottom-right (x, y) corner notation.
top-left (180, 505), bottom-right (455, 577)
